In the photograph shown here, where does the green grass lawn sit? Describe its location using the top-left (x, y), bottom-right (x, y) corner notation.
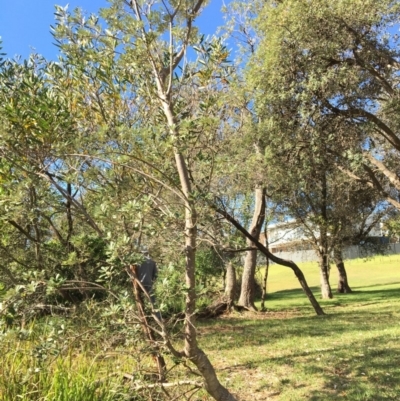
top-left (1, 255), bottom-right (399, 400)
top-left (197, 255), bottom-right (400, 400)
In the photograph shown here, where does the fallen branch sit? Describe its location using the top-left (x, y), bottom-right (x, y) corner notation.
top-left (123, 376), bottom-right (203, 390)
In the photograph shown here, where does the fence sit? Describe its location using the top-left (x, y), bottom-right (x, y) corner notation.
top-left (265, 243), bottom-right (400, 264)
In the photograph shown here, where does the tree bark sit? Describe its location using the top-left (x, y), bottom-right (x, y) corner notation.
top-left (159, 76), bottom-right (237, 401)
top-left (334, 245), bottom-right (352, 293)
top-left (318, 251), bottom-right (333, 299)
top-left (30, 187), bottom-right (43, 270)
top-left (261, 224), bottom-right (270, 311)
top-left (174, 156), bottom-right (237, 401)
top-left (224, 261), bottom-right (236, 308)
top-left (260, 257), bottom-right (269, 312)
top-left (238, 186), bottom-right (266, 310)
top-left (216, 206), bottom-right (325, 315)
top-left (318, 170), bottom-right (333, 300)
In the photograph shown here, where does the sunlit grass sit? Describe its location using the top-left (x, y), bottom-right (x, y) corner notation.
top-left (197, 254), bottom-right (400, 400)
top-left (1, 254), bottom-right (399, 400)
top-left (0, 350), bottom-right (122, 401)
top-left (264, 254), bottom-right (400, 293)
top-left (0, 318), bottom-right (156, 401)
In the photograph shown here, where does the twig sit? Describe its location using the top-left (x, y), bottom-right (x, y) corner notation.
top-left (128, 379), bottom-right (203, 390)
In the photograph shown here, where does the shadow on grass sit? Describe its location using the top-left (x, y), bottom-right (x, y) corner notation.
top-left (199, 284), bottom-right (400, 400)
top-left (199, 286), bottom-right (400, 351)
top-left (266, 284), bottom-right (400, 307)
top-left (305, 336), bottom-right (400, 401)
top-left (244, 334), bottom-right (400, 400)
top-left (215, 331), bottom-right (400, 400)
top-left (200, 312), bottom-right (386, 353)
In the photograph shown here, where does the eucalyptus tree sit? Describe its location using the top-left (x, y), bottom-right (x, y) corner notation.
top-left (0, 1), bottom-right (325, 395)
top-left (183, 0), bottom-right (325, 313)
top-left (220, 1), bottom-right (267, 311)
top-left (260, 118), bottom-right (343, 299)
top-left (250, 0), bottom-right (400, 210)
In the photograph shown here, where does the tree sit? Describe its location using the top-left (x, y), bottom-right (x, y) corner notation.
top-left (245, 0), bottom-right (400, 298)
top-left (0, 1), bottom-right (327, 396)
top-left (48, 1), bottom-right (238, 399)
top-left (250, 0), bottom-right (400, 211)
top-left (238, 186), bottom-right (265, 309)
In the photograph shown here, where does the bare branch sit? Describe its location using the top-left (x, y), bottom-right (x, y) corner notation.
top-left (36, 172), bottom-right (103, 236)
top-left (7, 220), bottom-right (39, 243)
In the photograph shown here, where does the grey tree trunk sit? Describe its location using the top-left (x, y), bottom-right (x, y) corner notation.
top-left (159, 69), bottom-right (237, 401)
top-left (260, 257), bottom-right (269, 311)
top-left (238, 186), bottom-right (266, 310)
top-left (172, 172), bottom-right (237, 391)
top-left (260, 226), bottom-right (270, 311)
top-left (169, 127), bottom-right (237, 401)
top-left (318, 172), bottom-right (332, 300)
top-left (334, 245), bottom-right (352, 293)
top-left (224, 261), bottom-right (237, 307)
top-left (318, 252), bottom-right (332, 299)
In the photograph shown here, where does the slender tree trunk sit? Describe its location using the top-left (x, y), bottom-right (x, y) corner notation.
top-left (66, 182), bottom-right (74, 249)
top-left (224, 261), bottom-right (236, 308)
top-left (162, 104), bottom-right (236, 400)
top-left (260, 257), bottom-right (269, 312)
top-left (261, 224), bottom-right (270, 311)
top-left (334, 245), bottom-right (352, 293)
top-left (238, 186), bottom-right (266, 310)
top-left (317, 170), bottom-right (333, 299)
top-left (318, 251), bottom-right (332, 299)
top-left (174, 154), bottom-right (237, 401)
top-left (30, 187), bottom-right (43, 269)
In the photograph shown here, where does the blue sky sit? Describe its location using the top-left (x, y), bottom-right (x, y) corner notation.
top-left (0, 0), bottom-right (228, 60)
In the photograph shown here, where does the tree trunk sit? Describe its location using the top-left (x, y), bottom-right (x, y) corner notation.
top-left (238, 186), bottom-right (266, 310)
top-left (224, 261), bottom-right (236, 308)
top-left (216, 207), bottom-right (325, 315)
top-left (334, 245), bottom-right (352, 293)
top-left (162, 99), bottom-right (237, 400)
top-left (30, 187), bottom-right (43, 269)
top-left (318, 172), bottom-right (333, 300)
top-left (260, 257), bottom-right (269, 312)
top-left (174, 152), bottom-right (237, 401)
top-left (260, 225), bottom-right (270, 312)
top-left (318, 252), bottom-right (332, 299)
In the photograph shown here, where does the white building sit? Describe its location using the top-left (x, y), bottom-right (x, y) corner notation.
top-left (258, 220), bottom-right (393, 263)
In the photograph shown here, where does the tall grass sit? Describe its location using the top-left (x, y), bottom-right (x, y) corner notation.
top-left (0, 315), bottom-right (150, 401)
top-left (0, 336), bottom-right (124, 401)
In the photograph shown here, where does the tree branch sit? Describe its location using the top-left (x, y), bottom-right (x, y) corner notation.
top-left (326, 102), bottom-right (400, 151)
top-left (336, 163), bottom-right (400, 210)
top-left (364, 152), bottom-right (400, 191)
top-left (213, 204), bottom-right (325, 315)
top-left (7, 220), bottom-right (39, 243)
